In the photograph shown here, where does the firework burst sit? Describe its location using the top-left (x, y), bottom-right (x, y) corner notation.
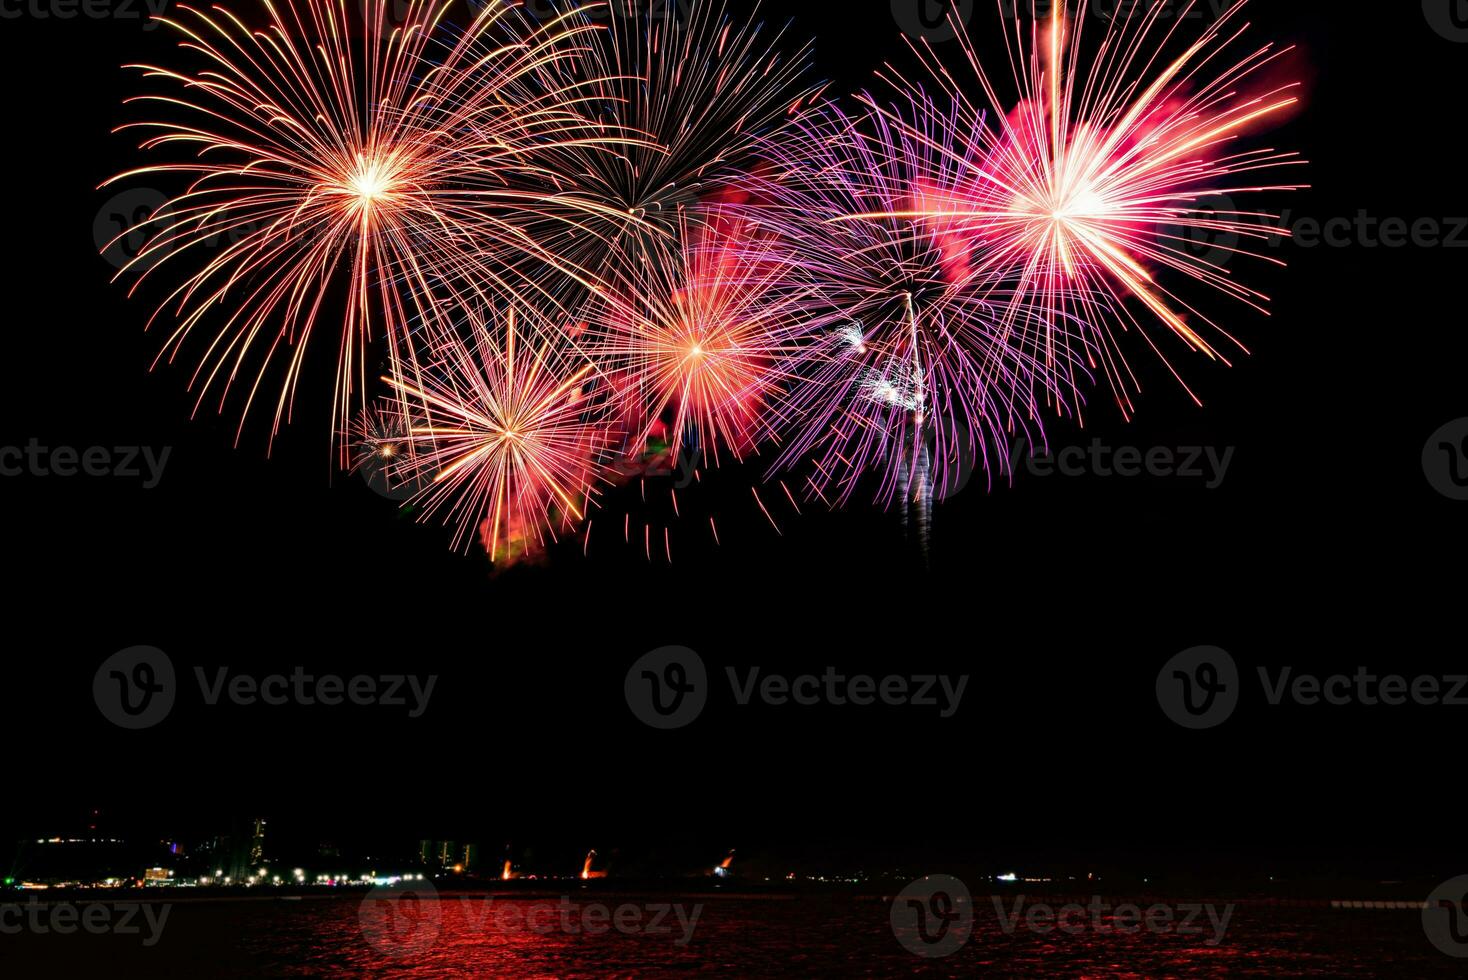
top-left (525, 0), bottom-right (816, 300)
top-left (587, 209), bottom-right (806, 468)
top-left (347, 400), bottom-right (426, 500)
top-left (381, 306), bottom-right (614, 561)
top-left (97, 0), bottom-right (1307, 566)
top-left (738, 102), bottom-right (1074, 510)
top-left (102, 0), bottom-right (638, 448)
top-left (860, 0), bottom-right (1306, 411)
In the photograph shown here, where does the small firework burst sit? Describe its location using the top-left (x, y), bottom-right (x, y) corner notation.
top-left (347, 402), bottom-right (421, 501)
top-left (382, 307), bottom-right (615, 561)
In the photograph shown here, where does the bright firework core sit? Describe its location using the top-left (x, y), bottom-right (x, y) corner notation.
top-left (1045, 185), bottom-right (1104, 223)
top-left (671, 328), bottom-right (746, 401)
top-left (340, 154), bottom-right (402, 211)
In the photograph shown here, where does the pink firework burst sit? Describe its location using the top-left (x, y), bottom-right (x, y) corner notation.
top-left (736, 102), bottom-right (1074, 509)
top-left (587, 207), bottom-right (808, 470)
top-left (381, 306), bottom-right (615, 561)
top-left (860, 0), bottom-right (1307, 412)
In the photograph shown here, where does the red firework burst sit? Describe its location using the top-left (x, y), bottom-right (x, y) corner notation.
top-left (587, 209), bottom-right (806, 469)
top-left (382, 307), bottom-right (614, 561)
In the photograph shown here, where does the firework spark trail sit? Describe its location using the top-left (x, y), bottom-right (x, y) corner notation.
top-left (736, 101), bottom-right (1079, 509)
top-left (102, 0), bottom-right (643, 450)
top-left (526, 0), bottom-right (817, 303)
top-left (381, 306), bottom-right (615, 561)
top-left (858, 0), bottom-right (1307, 414)
top-left (587, 209), bottom-right (810, 469)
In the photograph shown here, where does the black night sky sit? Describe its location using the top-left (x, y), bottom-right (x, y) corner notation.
top-left (1, 0), bottom-right (1466, 973)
